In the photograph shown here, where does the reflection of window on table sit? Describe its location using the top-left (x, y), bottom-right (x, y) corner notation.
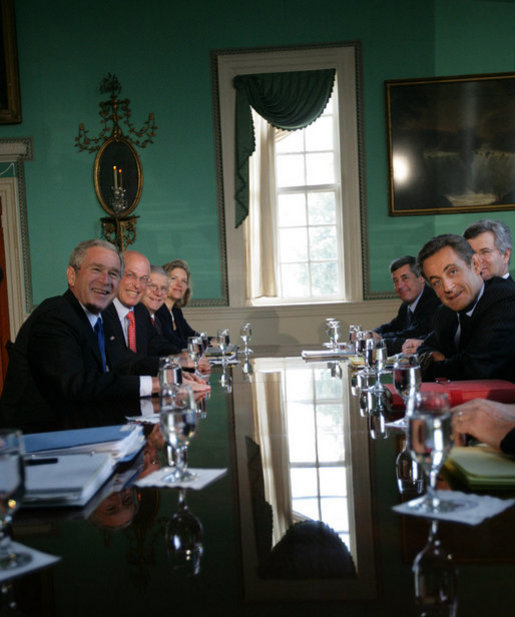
top-left (285, 365), bottom-right (349, 547)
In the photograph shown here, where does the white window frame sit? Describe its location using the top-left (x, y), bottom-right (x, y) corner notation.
top-left (215, 44), bottom-right (364, 308)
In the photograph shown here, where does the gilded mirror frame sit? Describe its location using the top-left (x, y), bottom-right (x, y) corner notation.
top-left (93, 136), bottom-right (143, 217)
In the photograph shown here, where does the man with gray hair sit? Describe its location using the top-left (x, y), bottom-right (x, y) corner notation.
top-left (373, 255), bottom-right (440, 355)
top-left (416, 234), bottom-right (515, 381)
top-left (463, 218), bottom-right (512, 281)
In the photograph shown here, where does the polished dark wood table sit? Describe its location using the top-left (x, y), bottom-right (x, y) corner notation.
top-left (9, 352), bottom-right (515, 616)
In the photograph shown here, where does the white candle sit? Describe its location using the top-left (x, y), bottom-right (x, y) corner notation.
top-left (113, 165), bottom-right (118, 190)
top-left (119, 168), bottom-right (123, 189)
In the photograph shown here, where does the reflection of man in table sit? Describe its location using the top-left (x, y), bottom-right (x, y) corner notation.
top-left (463, 218), bottom-right (512, 281)
top-left (373, 256), bottom-right (440, 355)
top-left (0, 239), bottom-right (159, 431)
top-left (416, 234), bottom-right (515, 381)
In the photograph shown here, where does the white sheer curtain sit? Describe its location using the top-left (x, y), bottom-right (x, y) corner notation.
top-left (245, 111), bottom-right (290, 301)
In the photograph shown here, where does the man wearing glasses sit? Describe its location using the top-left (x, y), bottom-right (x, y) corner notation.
top-left (463, 218), bottom-right (512, 281)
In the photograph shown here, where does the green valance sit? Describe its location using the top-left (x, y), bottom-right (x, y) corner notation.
top-left (233, 69), bottom-right (336, 228)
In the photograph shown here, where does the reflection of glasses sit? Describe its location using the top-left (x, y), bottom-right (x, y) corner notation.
top-left (148, 283), bottom-right (169, 294)
top-left (124, 272), bottom-right (150, 286)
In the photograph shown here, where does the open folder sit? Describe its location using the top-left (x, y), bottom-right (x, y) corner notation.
top-left (23, 453), bottom-right (115, 507)
top-left (445, 445), bottom-right (515, 490)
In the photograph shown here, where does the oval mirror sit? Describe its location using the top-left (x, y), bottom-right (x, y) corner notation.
top-left (94, 136), bottom-right (142, 217)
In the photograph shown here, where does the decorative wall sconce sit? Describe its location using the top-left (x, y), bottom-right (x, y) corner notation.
top-left (75, 74), bottom-right (157, 251)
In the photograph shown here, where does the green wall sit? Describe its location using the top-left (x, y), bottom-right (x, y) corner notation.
top-left (1, 0), bottom-right (515, 304)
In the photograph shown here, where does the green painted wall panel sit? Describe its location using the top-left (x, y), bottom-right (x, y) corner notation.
top-left (1, 0), bottom-right (514, 303)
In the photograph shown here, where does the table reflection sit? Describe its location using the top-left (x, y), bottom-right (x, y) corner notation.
top-left (232, 356), bottom-right (376, 600)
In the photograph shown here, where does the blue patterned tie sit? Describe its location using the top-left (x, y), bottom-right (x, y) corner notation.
top-left (94, 317), bottom-right (106, 372)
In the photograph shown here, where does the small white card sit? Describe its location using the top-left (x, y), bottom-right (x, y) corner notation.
top-left (392, 490), bottom-right (515, 525)
top-left (0, 541), bottom-right (61, 583)
top-left (134, 467), bottom-right (227, 490)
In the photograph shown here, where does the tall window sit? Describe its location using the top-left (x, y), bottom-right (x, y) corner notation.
top-left (250, 90), bottom-right (343, 302)
top-left (214, 44), bottom-right (364, 308)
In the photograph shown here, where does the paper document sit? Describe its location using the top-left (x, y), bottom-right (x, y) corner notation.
top-left (23, 452), bottom-right (115, 507)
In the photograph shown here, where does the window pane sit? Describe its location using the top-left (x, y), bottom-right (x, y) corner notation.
top-left (305, 116), bottom-right (333, 151)
top-left (287, 402), bottom-right (316, 461)
top-left (281, 263), bottom-right (309, 297)
top-left (310, 262), bottom-right (338, 296)
top-left (319, 467), bottom-right (347, 496)
top-left (306, 153), bottom-right (334, 185)
top-left (277, 193), bottom-right (306, 227)
top-left (275, 129), bottom-right (303, 153)
top-left (291, 497), bottom-right (319, 521)
top-left (321, 497), bottom-right (349, 532)
top-left (277, 154), bottom-right (305, 187)
top-left (279, 227), bottom-right (308, 262)
top-left (314, 368), bottom-right (342, 398)
top-left (309, 226), bottom-right (337, 260)
top-left (290, 467), bottom-right (318, 498)
top-left (308, 192), bottom-right (336, 224)
top-left (285, 368), bottom-right (313, 400)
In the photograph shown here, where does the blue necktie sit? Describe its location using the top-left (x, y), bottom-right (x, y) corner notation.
top-left (94, 317), bottom-right (106, 372)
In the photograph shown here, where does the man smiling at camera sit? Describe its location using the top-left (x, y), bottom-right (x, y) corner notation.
top-left (373, 255), bottom-right (440, 355)
top-left (416, 234), bottom-right (515, 382)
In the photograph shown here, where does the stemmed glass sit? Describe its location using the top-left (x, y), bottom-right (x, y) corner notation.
top-left (324, 318), bottom-right (341, 350)
top-left (413, 519), bottom-right (458, 616)
top-left (217, 328), bottom-right (230, 366)
top-left (0, 430), bottom-right (32, 570)
top-left (159, 385), bottom-right (198, 483)
top-left (240, 322), bottom-right (253, 355)
top-left (165, 488), bottom-right (203, 576)
top-left (187, 336), bottom-right (202, 375)
top-left (393, 354), bottom-right (422, 415)
top-left (396, 440), bottom-right (425, 496)
top-left (348, 324), bottom-right (361, 354)
top-left (407, 392), bottom-right (469, 514)
top-left (159, 356), bottom-right (182, 389)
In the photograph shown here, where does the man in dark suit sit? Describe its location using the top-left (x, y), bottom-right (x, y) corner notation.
top-left (416, 234), bottom-right (515, 382)
top-left (463, 218), bottom-right (512, 281)
top-left (373, 255), bottom-right (441, 355)
top-left (141, 265), bottom-right (171, 338)
top-left (0, 239), bottom-right (160, 431)
top-left (102, 251), bottom-right (181, 380)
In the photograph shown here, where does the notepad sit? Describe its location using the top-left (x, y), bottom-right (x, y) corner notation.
top-left (446, 445), bottom-right (515, 489)
top-left (23, 424), bottom-right (145, 463)
top-left (23, 453), bottom-right (115, 506)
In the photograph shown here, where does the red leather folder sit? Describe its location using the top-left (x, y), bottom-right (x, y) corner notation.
top-left (385, 379), bottom-right (515, 410)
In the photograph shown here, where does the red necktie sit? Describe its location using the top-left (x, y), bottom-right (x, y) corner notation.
top-left (127, 310), bottom-right (137, 352)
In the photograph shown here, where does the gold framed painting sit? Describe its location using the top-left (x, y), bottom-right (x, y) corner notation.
top-left (385, 72), bottom-right (515, 216)
top-left (0, 0), bottom-right (21, 124)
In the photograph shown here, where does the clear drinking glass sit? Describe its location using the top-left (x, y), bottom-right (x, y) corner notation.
top-left (413, 519), bottom-right (458, 617)
top-left (0, 430), bottom-right (32, 570)
top-left (187, 336), bottom-right (202, 375)
top-left (160, 385), bottom-right (198, 483)
top-left (159, 356), bottom-right (182, 389)
top-left (217, 328), bottom-right (230, 366)
top-left (165, 488), bottom-right (203, 576)
top-left (393, 354), bottom-right (422, 415)
top-left (348, 324), bottom-right (361, 354)
top-left (240, 322), bottom-right (253, 355)
top-left (407, 392), bottom-right (470, 514)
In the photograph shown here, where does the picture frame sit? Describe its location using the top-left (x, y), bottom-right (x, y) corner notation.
top-left (0, 0), bottom-right (21, 124)
top-left (385, 72), bottom-right (515, 216)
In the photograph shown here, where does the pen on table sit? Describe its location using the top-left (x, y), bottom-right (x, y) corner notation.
top-left (24, 457), bottom-right (59, 466)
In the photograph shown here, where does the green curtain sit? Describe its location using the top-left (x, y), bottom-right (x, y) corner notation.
top-left (233, 69), bottom-right (336, 228)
